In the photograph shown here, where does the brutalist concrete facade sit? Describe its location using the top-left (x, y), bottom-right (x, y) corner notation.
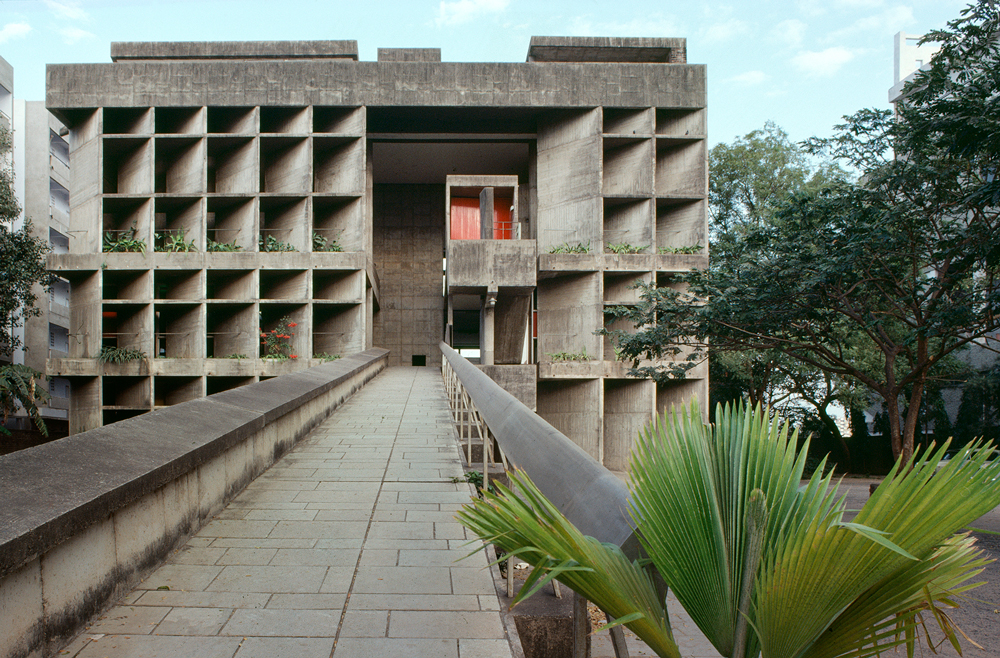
top-left (46, 38), bottom-right (708, 469)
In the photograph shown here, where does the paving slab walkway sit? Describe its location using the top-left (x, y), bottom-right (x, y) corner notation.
top-left (63, 367), bottom-right (512, 658)
top-left (62, 365), bottom-right (732, 658)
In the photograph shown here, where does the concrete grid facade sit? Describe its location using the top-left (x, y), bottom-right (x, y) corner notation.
top-left (45, 37), bottom-right (708, 470)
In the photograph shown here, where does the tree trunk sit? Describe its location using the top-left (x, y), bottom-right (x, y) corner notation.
top-left (885, 393), bottom-right (904, 463)
top-left (901, 379), bottom-right (925, 464)
top-left (817, 408), bottom-right (851, 467)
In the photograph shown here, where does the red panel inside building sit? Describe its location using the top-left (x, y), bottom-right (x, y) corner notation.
top-left (450, 196), bottom-right (514, 240)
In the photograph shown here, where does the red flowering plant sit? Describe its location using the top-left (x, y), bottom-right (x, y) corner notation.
top-left (261, 316), bottom-right (297, 359)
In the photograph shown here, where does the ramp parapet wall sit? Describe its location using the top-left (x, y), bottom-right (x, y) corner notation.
top-left (0, 348), bottom-right (388, 658)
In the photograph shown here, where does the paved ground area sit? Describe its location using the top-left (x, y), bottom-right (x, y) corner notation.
top-left (62, 367), bottom-right (513, 658)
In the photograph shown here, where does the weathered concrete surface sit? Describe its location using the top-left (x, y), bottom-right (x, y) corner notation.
top-left (59, 367), bottom-right (516, 658)
top-left (47, 61), bottom-right (706, 110)
top-left (0, 350), bottom-right (387, 658)
top-left (111, 41), bottom-right (359, 61)
top-left (527, 36), bottom-right (687, 64)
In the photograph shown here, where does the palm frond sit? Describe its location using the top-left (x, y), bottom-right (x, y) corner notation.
top-left (457, 472), bottom-right (682, 658)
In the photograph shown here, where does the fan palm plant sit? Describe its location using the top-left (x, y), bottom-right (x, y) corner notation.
top-left (458, 401), bottom-right (1000, 658)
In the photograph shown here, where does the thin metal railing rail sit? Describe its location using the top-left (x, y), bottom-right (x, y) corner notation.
top-left (439, 342), bottom-right (635, 553)
top-left (440, 342), bottom-right (639, 657)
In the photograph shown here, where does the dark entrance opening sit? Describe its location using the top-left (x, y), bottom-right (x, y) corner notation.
top-left (412, 355), bottom-right (427, 366)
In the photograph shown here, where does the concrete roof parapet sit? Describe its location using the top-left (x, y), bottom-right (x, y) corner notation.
top-left (110, 40), bottom-right (360, 62)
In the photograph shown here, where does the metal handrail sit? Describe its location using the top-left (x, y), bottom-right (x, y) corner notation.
top-left (439, 342), bottom-right (635, 553)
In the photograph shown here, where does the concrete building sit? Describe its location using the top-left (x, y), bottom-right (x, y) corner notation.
top-left (0, 56), bottom-right (72, 435)
top-left (889, 31), bottom-right (940, 103)
top-left (45, 38), bottom-right (708, 470)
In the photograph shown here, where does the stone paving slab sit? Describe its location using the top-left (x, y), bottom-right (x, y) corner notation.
top-left (62, 365), bottom-right (731, 658)
top-left (64, 368), bottom-right (515, 658)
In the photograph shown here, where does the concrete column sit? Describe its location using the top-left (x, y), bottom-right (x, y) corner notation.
top-left (481, 285), bottom-right (497, 365)
top-left (479, 187), bottom-right (494, 239)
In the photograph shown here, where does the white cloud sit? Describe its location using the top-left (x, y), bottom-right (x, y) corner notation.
top-left (772, 19), bottom-right (807, 50)
top-left (701, 18), bottom-right (749, 44)
top-left (567, 15), bottom-right (683, 38)
top-left (0, 22), bottom-right (32, 44)
top-left (43, 0), bottom-right (91, 22)
top-left (726, 70), bottom-right (769, 86)
top-left (435, 0), bottom-right (509, 27)
top-left (792, 46), bottom-right (855, 76)
top-left (59, 26), bottom-right (97, 45)
top-left (833, 5), bottom-right (915, 39)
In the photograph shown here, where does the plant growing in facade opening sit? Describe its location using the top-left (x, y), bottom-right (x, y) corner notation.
top-left (155, 230), bottom-right (196, 252)
top-left (98, 345), bottom-right (147, 364)
top-left (548, 241), bottom-right (590, 254)
top-left (312, 231), bottom-right (343, 252)
top-left (658, 245), bottom-right (702, 255)
top-left (206, 238), bottom-right (242, 252)
top-left (314, 352), bottom-right (341, 362)
top-left (102, 224), bottom-right (146, 254)
top-left (606, 242), bottom-right (649, 254)
top-left (258, 234), bottom-right (297, 252)
top-left (261, 316), bottom-right (297, 359)
top-left (547, 348), bottom-right (589, 362)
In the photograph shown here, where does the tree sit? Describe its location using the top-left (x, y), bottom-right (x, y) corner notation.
top-left (459, 402), bottom-right (1000, 658)
top-left (0, 124), bottom-right (52, 435)
top-left (707, 123), bottom-right (852, 420)
top-left (607, 1), bottom-right (1000, 463)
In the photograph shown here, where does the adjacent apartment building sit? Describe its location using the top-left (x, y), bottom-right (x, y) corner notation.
top-left (45, 38), bottom-right (708, 470)
top-left (1, 55), bottom-right (72, 437)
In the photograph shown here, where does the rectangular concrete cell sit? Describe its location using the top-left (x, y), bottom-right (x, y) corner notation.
top-left (103, 107), bottom-right (152, 135)
top-left (655, 139), bottom-right (707, 197)
top-left (207, 106), bottom-right (257, 134)
top-left (259, 196), bottom-right (308, 251)
top-left (314, 196), bottom-right (363, 252)
top-left (603, 198), bottom-right (654, 251)
top-left (206, 303), bottom-right (256, 358)
top-left (260, 270), bottom-right (309, 300)
top-left (155, 303), bottom-right (204, 359)
top-left (314, 137), bottom-right (364, 195)
top-left (603, 378), bottom-right (654, 471)
top-left (537, 379), bottom-right (601, 459)
top-left (154, 376), bottom-right (205, 406)
top-left (207, 137), bottom-right (257, 194)
top-left (656, 198), bottom-right (706, 252)
top-left (603, 107), bottom-right (654, 135)
top-left (260, 137), bottom-right (310, 194)
top-left (102, 137), bottom-right (152, 194)
top-left (155, 106), bottom-right (205, 134)
top-left (154, 196), bottom-right (203, 250)
top-left (206, 270), bottom-right (254, 299)
top-left (537, 272), bottom-right (601, 360)
top-left (154, 137), bottom-right (205, 194)
top-left (313, 106), bottom-right (364, 134)
top-left (655, 108), bottom-right (705, 137)
top-left (314, 270), bottom-right (363, 302)
top-left (602, 138), bottom-right (654, 197)
top-left (154, 269), bottom-right (202, 300)
top-left (207, 196), bottom-right (256, 250)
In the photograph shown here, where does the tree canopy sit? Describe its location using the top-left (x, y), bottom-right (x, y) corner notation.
top-left (606, 0), bottom-right (1000, 463)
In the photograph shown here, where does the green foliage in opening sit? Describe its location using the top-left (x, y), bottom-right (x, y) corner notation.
top-left (155, 230), bottom-right (196, 252)
top-left (606, 243), bottom-right (649, 254)
top-left (314, 352), bottom-right (341, 362)
top-left (103, 224), bottom-right (147, 254)
top-left (312, 231), bottom-right (343, 252)
top-left (547, 348), bottom-right (589, 362)
top-left (98, 345), bottom-right (148, 364)
top-left (548, 241), bottom-right (590, 254)
top-left (259, 234), bottom-right (297, 252)
top-left (206, 239), bottom-right (243, 252)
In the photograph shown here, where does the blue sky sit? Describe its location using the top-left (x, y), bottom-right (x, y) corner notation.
top-left (0, 0), bottom-right (969, 145)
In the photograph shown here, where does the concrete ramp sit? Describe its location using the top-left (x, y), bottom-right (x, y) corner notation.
top-left (63, 367), bottom-right (514, 658)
